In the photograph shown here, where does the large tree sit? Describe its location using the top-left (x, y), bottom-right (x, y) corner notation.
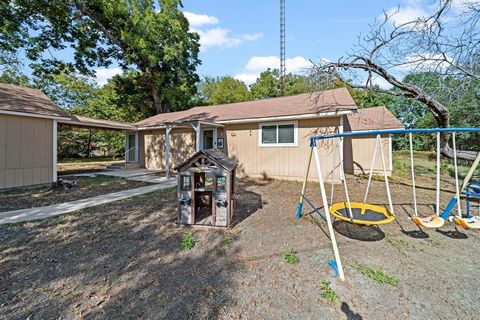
top-left (250, 68), bottom-right (314, 99)
top-left (194, 76), bottom-right (252, 105)
top-left (311, 0), bottom-right (479, 159)
top-left (0, 0), bottom-right (200, 114)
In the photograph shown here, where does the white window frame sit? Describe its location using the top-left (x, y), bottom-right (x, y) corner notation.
top-left (258, 121), bottom-right (298, 147)
top-left (201, 127), bottom-right (217, 149)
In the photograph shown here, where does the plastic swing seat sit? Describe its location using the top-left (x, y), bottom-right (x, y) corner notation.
top-left (412, 216), bottom-right (445, 229)
top-left (453, 216), bottom-right (480, 230)
top-left (330, 202), bottom-right (395, 226)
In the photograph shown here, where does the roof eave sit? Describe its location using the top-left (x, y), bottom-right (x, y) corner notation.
top-left (0, 109), bottom-right (71, 121)
top-left (216, 109), bottom-right (355, 125)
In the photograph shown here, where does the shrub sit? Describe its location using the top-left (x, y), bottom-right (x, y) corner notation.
top-left (180, 232), bottom-right (195, 250)
top-left (357, 263), bottom-right (398, 286)
top-left (320, 280), bottom-right (337, 303)
top-left (283, 248), bottom-right (300, 265)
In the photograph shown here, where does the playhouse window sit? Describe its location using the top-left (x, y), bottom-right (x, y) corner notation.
top-left (181, 175), bottom-right (191, 191)
top-left (216, 176), bottom-right (227, 193)
top-left (259, 121), bottom-right (297, 147)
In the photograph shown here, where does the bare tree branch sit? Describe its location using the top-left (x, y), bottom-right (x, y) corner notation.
top-left (311, 0), bottom-right (479, 160)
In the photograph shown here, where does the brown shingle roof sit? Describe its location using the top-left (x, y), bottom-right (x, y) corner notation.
top-left (59, 115), bottom-right (137, 131)
top-left (0, 83), bottom-right (70, 118)
top-left (137, 88), bottom-right (357, 127)
top-left (345, 106), bottom-right (404, 132)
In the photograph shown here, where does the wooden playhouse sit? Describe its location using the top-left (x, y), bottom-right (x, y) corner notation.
top-left (175, 149), bottom-right (237, 227)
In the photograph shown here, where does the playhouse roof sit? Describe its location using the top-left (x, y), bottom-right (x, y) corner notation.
top-left (175, 149), bottom-right (237, 172)
top-left (137, 88), bottom-right (357, 127)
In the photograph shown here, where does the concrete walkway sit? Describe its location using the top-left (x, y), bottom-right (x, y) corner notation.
top-left (0, 179), bottom-right (177, 225)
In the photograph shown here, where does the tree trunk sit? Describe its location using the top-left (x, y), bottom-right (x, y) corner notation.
top-left (86, 129), bottom-right (92, 158)
top-left (151, 85), bottom-right (163, 114)
top-left (161, 101), bottom-right (169, 113)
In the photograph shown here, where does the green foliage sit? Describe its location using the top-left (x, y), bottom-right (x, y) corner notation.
top-left (0, 68), bottom-right (31, 87)
top-left (194, 76), bottom-right (251, 105)
top-left (392, 158), bottom-right (408, 176)
top-left (440, 160), bottom-right (450, 176)
top-left (320, 280), bottom-right (337, 303)
top-left (0, 0), bottom-right (200, 114)
top-left (283, 248), bottom-right (299, 265)
top-left (356, 263), bottom-right (398, 286)
top-left (249, 68), bottom-right (314, 99)
top-left (179, 232), bottom-right (195, 250)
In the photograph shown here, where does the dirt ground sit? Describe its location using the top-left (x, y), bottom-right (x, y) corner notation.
top-left (1, 176), bottom-right (480, 319)
top-left (57, 159), bottom-right (124, 175)
top-left (0, 176), bottom-right (150, 212)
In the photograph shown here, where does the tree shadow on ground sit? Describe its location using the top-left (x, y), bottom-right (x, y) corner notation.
top-left (230, 179), bottom-right (265, 227)
top-left (333, 220), bottom-right (385, 241)
top-left (341, 302), bottom-right (363, 320)
top-left (0, 189), bottom-right (241, 319)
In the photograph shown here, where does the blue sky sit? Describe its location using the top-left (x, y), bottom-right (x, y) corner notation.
top-left (175, 0), bottom-right (428, 86)
top-left (71, 1), bottom-right (445, 86)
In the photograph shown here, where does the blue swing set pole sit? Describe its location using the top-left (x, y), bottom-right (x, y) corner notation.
top-left (296, 147), bottom-right (313, 219)
top-left (309, 127), bottom-right (480, 147)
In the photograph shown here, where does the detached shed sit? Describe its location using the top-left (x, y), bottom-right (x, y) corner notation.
top-left (175, 149), bottom-right (237, 227)
top-left (343, 106), bottom-right (404, 175)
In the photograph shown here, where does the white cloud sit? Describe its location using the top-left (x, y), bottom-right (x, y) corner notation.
top-left (234, 73), bottom-right (259, 85)
top-left (95, 67), bottom-right (122, 86)
top-left (386, 6), bottom-right (429, 25)
top-left (395, 52), bottom-right (453, 72)
top-left (195, 28), bottom-right (262, 50)
top-left (371, 76), bottom-right (392, 90)
top-left (234, 56), bottom-right (315, 85)
top-left (183, 12), bottom-right (219, 27)
top-left (184, 11), bottom-right (262, 51)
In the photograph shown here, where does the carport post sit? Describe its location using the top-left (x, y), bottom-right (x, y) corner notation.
top-left (166, 126), bottom-right (171, 178)
top-left (52, 120), bottom-right (57, 183)
top-left (191, 122), bottom-right (201, 152)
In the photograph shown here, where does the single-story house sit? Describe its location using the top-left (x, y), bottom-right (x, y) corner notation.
top-left (0, 84), bottom-right (135, 189)
top-left (133, 88), bottom-right (403, 180)
top-left (0, 84), bottom-right (403, 190)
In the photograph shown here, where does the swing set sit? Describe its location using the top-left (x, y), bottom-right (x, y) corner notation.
top-left (296, 128), bottom-right (480, 281)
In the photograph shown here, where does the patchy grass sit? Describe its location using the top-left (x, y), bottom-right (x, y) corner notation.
top-left (356, 263), bottom-right (398, 286)
top-left (179, 232), bottom-right (195, 251)
top-left (58, 157), bottom-right (120, 163)
top-left (223, 236), bottom-right (234, 246)
top-left (386, 236), bottom-right (411, 257)
top-left (283, 248), bottom-right (300, 265)
top-left (392, 158), bottom-right (409, 176)
top-left (0, 176), bottom-right (150, 212)
top-left (320, 280), bottom-right (337, 303)
top-left (57, 158), bottom-right (124, 175)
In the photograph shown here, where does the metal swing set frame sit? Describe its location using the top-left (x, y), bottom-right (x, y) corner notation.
top-left (296, 127), bottom-right (480, 281)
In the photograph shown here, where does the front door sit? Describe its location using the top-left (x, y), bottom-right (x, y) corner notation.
top-left (202, 129), bottom-right (214, 149)
top-left (127, 133), bottom-right (137, 162)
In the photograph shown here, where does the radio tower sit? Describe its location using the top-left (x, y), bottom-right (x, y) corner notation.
top-left (280, 0), bottom-right (286, 96)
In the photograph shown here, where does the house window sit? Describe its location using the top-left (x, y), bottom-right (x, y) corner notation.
top-left (259, 121), bottom-right (298, 147)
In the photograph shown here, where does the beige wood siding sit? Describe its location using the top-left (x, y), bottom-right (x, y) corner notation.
top-left (170, 128), bottom-right (196, 168)
top-left (0, 114), bottom-right (53, 189)
top-left (140, 127), bottom-right (196, 171)
top-left (225, 118), bottom-right (341, 180)
top-left (344, 134), bottom-right (392, 175)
